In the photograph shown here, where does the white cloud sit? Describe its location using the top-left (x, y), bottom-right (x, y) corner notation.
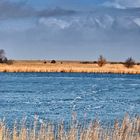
top-left (94, 15), bottom-right (114, 29)
top-left (37, 10), bottom-right (140, 32)
top-left (118, 0), bottom-right (140, 7)
top-left (103, 0), bottom-right (140, 8)
top-left (133, 18), bottom-right (140, 27)
top-left (38, 17), bottom-right (71, 29)
top-left (103, 2), bottom-right (126, 9)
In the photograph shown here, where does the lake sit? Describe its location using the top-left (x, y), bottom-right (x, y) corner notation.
top-left (0, 73), bottom-right (140, 126)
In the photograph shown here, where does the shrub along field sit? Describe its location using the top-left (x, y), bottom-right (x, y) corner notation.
top-left (0, 60), bottom-right (140, 74)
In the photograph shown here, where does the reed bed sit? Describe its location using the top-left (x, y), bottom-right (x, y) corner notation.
top-left (0, 114), bottom-right (139, 140)
top-left (0, 61), bottom-right (140, 74)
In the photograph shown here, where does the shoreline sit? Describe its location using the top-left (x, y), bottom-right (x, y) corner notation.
top-left (0, 60), bottom-right (140, 74)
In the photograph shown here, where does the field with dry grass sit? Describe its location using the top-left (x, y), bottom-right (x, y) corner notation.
top-left (0, 60), bottom-right (140, 74)
top-left (0, 114), bottom-right (139, 140)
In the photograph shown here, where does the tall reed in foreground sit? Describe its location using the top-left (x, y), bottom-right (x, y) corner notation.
top-left (0, 114), bottom-right (139, 140)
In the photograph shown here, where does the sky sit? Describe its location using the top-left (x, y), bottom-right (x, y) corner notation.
top-left (0, 0), bottom-right (140, 61)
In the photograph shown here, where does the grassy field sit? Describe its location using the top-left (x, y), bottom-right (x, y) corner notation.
top-left (0, 114), bottom-right (139, 140)
top-left (0, 60), bottom-right (140, 74)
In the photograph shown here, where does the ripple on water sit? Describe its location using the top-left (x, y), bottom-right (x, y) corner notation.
top-left (0, 73), bottom-right (140, 125)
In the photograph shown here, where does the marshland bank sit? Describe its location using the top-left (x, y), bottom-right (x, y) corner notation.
top-left (0, 60), bottom-right (140, 74)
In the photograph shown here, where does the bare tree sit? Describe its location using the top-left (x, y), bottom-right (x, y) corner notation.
top-left (97, 55), bottom-right (107, 67)
top-left (124, 57), bottom-right (135, 68)
top-left (0, 49), bottom-right (8, 63)
top-left (0, 49), bottom-right (5, 58)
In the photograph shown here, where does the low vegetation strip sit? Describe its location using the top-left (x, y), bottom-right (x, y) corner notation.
top-left (0, 49), bottom-right (140, 74)
top-left (0, 61), bottom-right (140, 74)
top-left (0, 114), bottom-right (139, 140)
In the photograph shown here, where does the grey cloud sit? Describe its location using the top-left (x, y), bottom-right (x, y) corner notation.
top-left (37, 8), bottom-right (140, 32)
top-left (0, 0), bottom-right (34, 19)
top-left (0, 0), bottom-right (76, 19)
top-left (1, 3), bottom-right (140, 33)
top-left (37, 8), bottom-right (76, 17)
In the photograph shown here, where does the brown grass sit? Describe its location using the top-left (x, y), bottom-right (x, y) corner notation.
top-left (0, 114), bottom-right (139, 140)
top-left (0, 60), bottom-right (140, 74)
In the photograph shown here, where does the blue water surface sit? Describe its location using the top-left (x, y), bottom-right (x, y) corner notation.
top-left (0, 73), bottom-right (140, 126)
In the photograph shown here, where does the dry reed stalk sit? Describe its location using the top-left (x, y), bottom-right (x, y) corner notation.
top-left (0, 123), bottom-right (3, 140)
top-left (13, 122), bottom-right (18, 140)
top-left (57, 122), bottom-right (66, 140)
top-left (38, 122), bottom-right (46, 140)
top-left (46, 123), bottom-right (54, 140)
top-left (0, 115), bottom-right (139, 140)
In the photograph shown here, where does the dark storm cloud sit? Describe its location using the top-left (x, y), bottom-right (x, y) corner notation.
top-left (0, 0), bottom-right (76, 19)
